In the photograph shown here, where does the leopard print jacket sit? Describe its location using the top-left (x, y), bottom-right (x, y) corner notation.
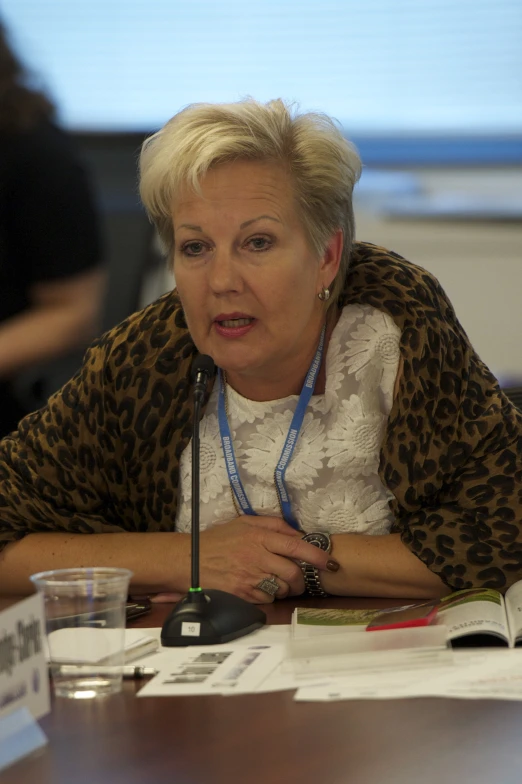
top-left (1, 242), bottom-right (522, 591)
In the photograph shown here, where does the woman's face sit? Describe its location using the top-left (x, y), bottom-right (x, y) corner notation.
top-left (172, 160), bottom-right (341, 399)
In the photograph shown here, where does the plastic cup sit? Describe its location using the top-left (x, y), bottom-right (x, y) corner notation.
top-left (30, 567), bottom-right (132, 699)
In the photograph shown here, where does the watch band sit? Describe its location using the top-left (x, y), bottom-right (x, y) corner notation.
top-left (300, 532), bottom-right (331, 597)
top-left (301, 562), bottom-right (329, 597)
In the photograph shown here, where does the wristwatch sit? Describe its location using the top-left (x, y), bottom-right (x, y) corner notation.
top-left (300, 532), bottom-right (332, 597)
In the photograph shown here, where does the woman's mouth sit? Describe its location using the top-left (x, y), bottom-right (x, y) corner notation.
top-left (214, 316), bottom-right (256, 337)
top-left (219, 318), bottom-right (253, 327)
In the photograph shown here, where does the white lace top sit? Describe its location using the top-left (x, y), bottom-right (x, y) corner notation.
top-left (175, 304), bottom-right (401, 535)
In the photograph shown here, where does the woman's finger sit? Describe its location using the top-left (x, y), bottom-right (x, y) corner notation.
top-left (262, 552), bottom-right (304, 588)
top-left (263, 530), bottom-right (339, 572)
top-left (240, 514), bottom-right (303, 537)
top-left (253, 552), bottom-right (305, 596)
top-left (150, 592), bottom-right (184, 603)
top-left (251, 575), bottom-right (291, 603)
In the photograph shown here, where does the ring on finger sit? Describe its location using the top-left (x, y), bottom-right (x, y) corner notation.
top-left (255, 575), bottom-right (279, 597)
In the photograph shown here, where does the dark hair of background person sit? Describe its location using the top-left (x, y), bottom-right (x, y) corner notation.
top-left (0, 22), bottom-right (55, 132)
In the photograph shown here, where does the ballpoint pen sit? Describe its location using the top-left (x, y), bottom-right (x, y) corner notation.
top-left (122, 665), bottom-right (158, 679)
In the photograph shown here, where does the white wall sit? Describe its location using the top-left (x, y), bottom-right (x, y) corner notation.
top-left (355, 167), bottom-right (522, 385)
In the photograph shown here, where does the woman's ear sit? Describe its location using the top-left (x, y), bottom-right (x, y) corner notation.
top-left (319, 229), bottom-right (343, 289)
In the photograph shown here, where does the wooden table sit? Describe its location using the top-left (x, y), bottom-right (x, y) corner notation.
top-left (4, 596), bottom-right (522, 784)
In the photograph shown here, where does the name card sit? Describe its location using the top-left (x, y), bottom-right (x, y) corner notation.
top-left (0, 593), bottom-right (50, 722)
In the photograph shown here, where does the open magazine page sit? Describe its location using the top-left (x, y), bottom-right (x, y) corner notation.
top-left (504, 581), bottom-right (522, 646)
top-left (292, 607), bottom-right (382, 638)
top-left (436, 589), bottom-right (510, 647)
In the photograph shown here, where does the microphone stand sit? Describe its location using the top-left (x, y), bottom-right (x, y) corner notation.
top-left (161, 358), bottom-right (266, 646)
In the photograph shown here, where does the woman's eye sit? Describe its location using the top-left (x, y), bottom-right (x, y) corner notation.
top-left (182, 241), bottom-right (206, 256)
top-left (246, 236), bottom-right (271, 251)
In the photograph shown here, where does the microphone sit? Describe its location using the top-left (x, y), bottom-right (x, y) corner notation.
top-left (191, 353), bottom-right (215, 405)
top-left (161, 354), bottom-right (266, 646)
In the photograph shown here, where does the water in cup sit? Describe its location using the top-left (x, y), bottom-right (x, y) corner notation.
top-left (30, 567), bottom-right (132, 699)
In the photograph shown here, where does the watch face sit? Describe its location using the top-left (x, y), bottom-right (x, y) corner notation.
top-left (303, 532), bottom-right (330, 552)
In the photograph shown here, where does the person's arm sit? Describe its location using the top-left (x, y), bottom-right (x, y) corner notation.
top-left (0, 267), bottom-right (105, 378)
top-left (0, 532), bottom-right (190, 596)
top-left (320, 532), bottom-right (449, 598)
top-left (0, 516), bottom-right (336, 601)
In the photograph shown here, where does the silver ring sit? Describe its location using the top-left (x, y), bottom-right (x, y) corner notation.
top-left (256, 576), bottom-right (279, 597)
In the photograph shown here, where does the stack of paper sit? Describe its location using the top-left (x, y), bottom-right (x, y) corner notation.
top-left (128, 617), bottom-right (522, 703)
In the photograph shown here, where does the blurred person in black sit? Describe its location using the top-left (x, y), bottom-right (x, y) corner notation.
top-left (0, 22), bottom-right (104, 437)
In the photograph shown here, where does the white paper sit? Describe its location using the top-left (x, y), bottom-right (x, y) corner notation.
top-left (123, 631), bottom-right (159, 662)
top-left (181, 622), bottom-right (201, 637)
top-left (424, 650), bottom-right (522, 700)
top-left (436, 595), bottom-right (509, 644)
top-left (132, 625), bottom-right (346, 694)
top-left (44, 628), bottom-right (159, 664)
top-left (138, 643), bottom-right (284, 697)
top-left (505, 580), bottom-right (522, 643)
top-left (0, 594), bottom-right (50, 722)
top-left (294, 649), bottom-right (522, 702)
top-left (128, 625), bottom-right (522, 702)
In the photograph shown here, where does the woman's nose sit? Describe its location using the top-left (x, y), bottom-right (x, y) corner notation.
top-left (207, 248), bottom-right (242, 294)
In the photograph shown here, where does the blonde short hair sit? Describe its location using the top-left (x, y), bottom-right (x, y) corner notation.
top-left (139, 98), bottom-right (362, 306)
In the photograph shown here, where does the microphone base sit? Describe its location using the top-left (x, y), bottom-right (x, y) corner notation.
top-left (161, 589), bottom-right (266, 647)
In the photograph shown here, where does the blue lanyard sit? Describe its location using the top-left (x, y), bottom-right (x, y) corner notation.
top-left (217, 326), bottom-right (326, 530)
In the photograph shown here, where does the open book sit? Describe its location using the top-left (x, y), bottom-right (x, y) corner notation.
top-left (293, 581), bottom-right (522, 648)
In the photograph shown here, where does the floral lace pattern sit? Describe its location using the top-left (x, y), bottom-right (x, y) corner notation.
top-left (176, 304), bottom-right (401, 535)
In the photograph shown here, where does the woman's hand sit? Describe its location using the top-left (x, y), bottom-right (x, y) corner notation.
top-left (153, 515), bottom-right (338, 604)
top-left (198, 515), bottom-right (337, 603)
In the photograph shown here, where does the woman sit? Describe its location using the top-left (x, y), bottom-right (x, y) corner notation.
top-left (1, 99), bottom-right (521, 602)
top-left (0, 22), bottom-right (104, 437)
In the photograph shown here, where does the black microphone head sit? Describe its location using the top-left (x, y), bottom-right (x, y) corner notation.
top-left (191, 354), bottom-right (216, 381)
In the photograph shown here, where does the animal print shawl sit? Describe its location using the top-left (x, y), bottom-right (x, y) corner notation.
top-left (1, 242), bottom-right (521, 591)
